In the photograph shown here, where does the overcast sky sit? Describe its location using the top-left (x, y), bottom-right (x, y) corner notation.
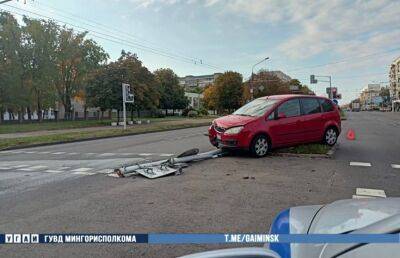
top-left (2, 0), bottom-right (400, 103)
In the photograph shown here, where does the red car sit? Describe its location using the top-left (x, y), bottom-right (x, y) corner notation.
top-left (208, 95), bottom-right (341, 157)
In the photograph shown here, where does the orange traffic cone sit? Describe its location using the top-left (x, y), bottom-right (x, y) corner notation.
top-left (346, 129), bottom-right (356, 140)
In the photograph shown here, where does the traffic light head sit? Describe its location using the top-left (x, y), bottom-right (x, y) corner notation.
top-left (310, 75), bottom-right (318, 84)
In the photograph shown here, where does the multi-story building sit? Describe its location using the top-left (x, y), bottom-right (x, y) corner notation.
top-left (359, 84), bottom-right (382, 110)
top-left (390, 56), bottom-right (400, 99)
top-left (179, 73), bottom-right (222, 89)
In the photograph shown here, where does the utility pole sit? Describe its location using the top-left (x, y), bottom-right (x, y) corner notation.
top-left (250, 57), bottom-right (269, 100)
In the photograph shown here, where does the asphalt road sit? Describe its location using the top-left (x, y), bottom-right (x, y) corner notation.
top-left (0, 112), bottom-right (399, 257)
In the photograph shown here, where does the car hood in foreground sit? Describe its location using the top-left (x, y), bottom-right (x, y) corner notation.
top-left (308, 197), bottom-right (400, 234)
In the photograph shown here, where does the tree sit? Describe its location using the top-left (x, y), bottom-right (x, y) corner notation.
top-left (380, 86), bottom-right (391, 106)
top-left (154, 68), bottom-right (188, 115)
top-left (214, 71), bottom-right (243, 112)
top-left (23, 18), bottom-right (59, 121)
top-left (252, 71), bottom-right (290, 98)
top-left (0, 12), bottom-right (30, 123)
top-left (54, 27), bottom-right (108, 120)
top-left (86, 51), bottom-right (159, 120)
top-left (202, 84), bottom-right (218, 110)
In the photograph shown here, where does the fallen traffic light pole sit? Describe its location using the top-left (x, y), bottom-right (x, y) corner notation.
top-left (114, 148), bottom-right (227, 179)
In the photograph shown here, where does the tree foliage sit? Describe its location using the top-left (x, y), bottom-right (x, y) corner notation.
top-left (214, 71), bottom-right (243, 112)
top-left (154, 68), bottom-right (188, 114)
top-left (86, 51), bottom-right (159, 118)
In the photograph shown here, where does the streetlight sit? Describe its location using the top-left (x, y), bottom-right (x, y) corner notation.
top-left (250, 57), bottom-right (269, 100)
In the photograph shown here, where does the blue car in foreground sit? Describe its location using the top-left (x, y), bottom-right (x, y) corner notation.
top-left (180, 196), bottom-right (400, 258)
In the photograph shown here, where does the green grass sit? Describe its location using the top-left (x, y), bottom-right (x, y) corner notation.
top-left (275, 143), bottom-right (331, 155)
top-left (0, 116), bottom-right (216, 134)
top-left (0, 118), bottom-right (213, 150)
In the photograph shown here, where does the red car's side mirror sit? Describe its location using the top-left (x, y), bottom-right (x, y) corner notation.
top-left (277, 112), bottom-right (286, 119)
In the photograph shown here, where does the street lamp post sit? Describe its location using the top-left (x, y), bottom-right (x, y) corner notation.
top-left (251, 57), bottom-right (269, 100)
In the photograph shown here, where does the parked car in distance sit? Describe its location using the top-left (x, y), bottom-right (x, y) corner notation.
top-left (208, 95), bottom-right (341, 157)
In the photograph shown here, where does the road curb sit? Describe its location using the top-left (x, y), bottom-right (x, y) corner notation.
top-left (272, 144), bottom-right (338, 159)
top-left (0, 123), bottom-right (210, 151)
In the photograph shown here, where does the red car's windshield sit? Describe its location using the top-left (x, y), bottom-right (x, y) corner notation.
top-left (233, 99), bottom-right (278, 117)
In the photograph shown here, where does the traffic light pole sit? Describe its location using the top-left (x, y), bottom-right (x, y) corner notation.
top-left (310, 75), bottom-right (332, 99)
top-left (122, 83), bottom-right (127, 130)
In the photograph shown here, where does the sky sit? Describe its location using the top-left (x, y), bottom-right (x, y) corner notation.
top-left (2, 0), bottom-right (400, 103)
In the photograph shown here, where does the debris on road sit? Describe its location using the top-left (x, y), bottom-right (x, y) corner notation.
top-left (113, 148), bottom-right (227, 179)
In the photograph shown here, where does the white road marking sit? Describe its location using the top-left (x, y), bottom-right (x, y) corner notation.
top-left (44, 170), bottom-right (63, 173)
top-left (96, 169), bottom-right (113, 174)
top-left (72, 171), bottom-right (96, 176)
top-left (0, 167), bottom-right (11, 170)
top-left (120, 153), bottom-right (134, 156)
top-left (39, 151), bottom-right (50, 154)
top-left (349, 162), bottom-right (371, 167)
top-left (391, 164), bottom-right (400, 169)
top-left (52, 152), bottom-right (66, 155)
top-left (23, 151), bottom-right (36, 154)
top-left (85, 153), bottom-right (96, 155)
top-left (71, 167), bottom-right (93, 172)
top-left (0, 151), bottom-right (12, 154)
top-left (159, 153), bottom-right (174, 157)
top-left (67, 152), bottom-right (79, 155)
top-left (99, 153), bottom-right (115, 157)
top-left (12, 165), bottom-right (30, 168)
top-left (19, 165), bottom-right (48, 171)
top-left (138, 153), bottom-right (152, 156)
top-left (356, 188), bottom-right (386, 198)
top-left (107, 173), bottom-right (120, 178)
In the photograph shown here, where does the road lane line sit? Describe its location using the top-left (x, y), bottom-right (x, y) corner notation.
top-left (159, 153), bottom-right (174, 157)
top-left (72, 171), bottom-right (96, 176)
top-left (99, 153), bottom-right (115, 157)
top-left (356, 188), bottom-right (386, 198)
top-left (67, 152), bottom-right (79, 155)
top-left (19, 165), bottom-right (48, 171)
top-left (12, 165), bottom-right (30, 168)
top-left (52, 152), bottom-right (66, 155)
top-left (349, 162), bottom-right (371, 167)
top-left (391, 164), bottom-right (400, 169)
top-left (0, 167), bottom-right (11, 170)
top-left (96, 169), bottom-right (113, 174)
top-left (44, 170), bottom-right (63, 173)
top-left (71, 168), bottom-right (93, 172)
top-left (138, 153), bottom-right (152, 156)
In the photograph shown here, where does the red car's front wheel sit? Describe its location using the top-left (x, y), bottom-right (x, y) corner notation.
top-left (250, 135), bottom-right (270, 157)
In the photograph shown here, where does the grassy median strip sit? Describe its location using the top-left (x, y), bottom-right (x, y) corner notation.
top-left (0, 116), bottom-right (199, 134)
top-left (274, 143), bottom-right (331, 155)
top-left (0, 118), bottom-right (213, 150)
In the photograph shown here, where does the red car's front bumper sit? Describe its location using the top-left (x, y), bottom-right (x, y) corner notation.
top-left (208, 125), bottom-right (249, 149)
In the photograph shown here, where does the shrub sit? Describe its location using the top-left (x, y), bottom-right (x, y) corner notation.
top-left (198, 108), bottom-right (209, 116)
top-left (187, 110), bottom-right (198, 117)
